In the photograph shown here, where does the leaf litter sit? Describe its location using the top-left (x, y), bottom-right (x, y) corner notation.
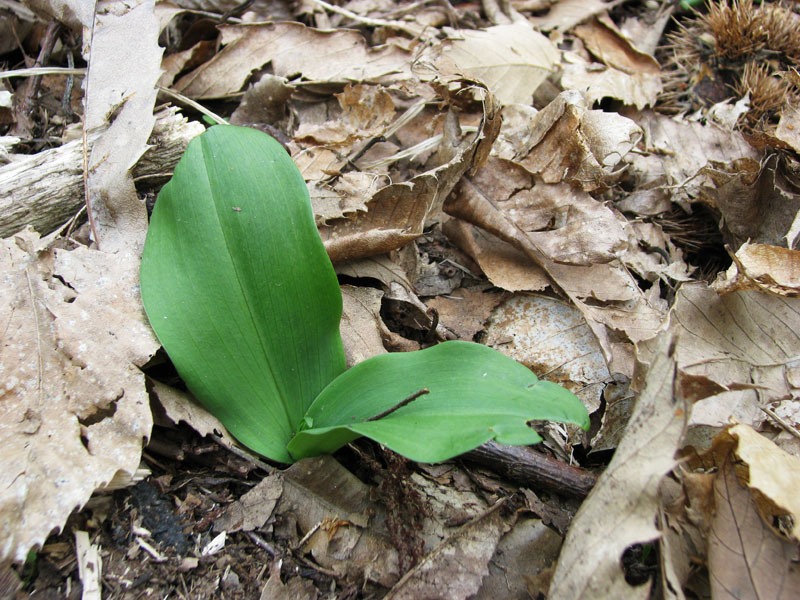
top-left (1, 0), bottom-right (800, 597)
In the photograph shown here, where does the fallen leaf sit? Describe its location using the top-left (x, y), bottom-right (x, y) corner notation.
top-left (712, 243), bottom-right (800, 296)
top-left (528, 0), bottom-right (611, 32)
top-left (431, 24), bottom-right (559, 106)
top-left (383, 501), bottom-right (510, 600)
top-left (260, 559), bottom-right (318, 600)
top-left (708, 452), bottom-right (800, 600)
top-left (426, 285), bottom-right (505, 341)
top-left (638, 283), bottom-right (800, 432)
top-left (717, 424), bottom-right (800, 543)
top-left (173, 22), bottom-right (413, 99)
top-left (0, 229), bottom-right (159, 562)
top-left (483, 294), bottom-right (609, 413)
top-left (573, 16), bottom-right (661, 77)
top-left (340, 285), bottom-right (388, 367)
top-left (214, 475), bottom-right (283, 533)
top-left (549, 334), bottom-right (686, 599)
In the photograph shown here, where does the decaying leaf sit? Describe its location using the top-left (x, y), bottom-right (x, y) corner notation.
top-left (549, 334), bottom-right (686, 599)
top-left (638, 283), bottom-right (800, 432)
top-left (430, 24), bottom-right (559, 106)
top-left (708, 452), bottom-right (800, 600)
top-left (173, 22), bottom-right (413, 99)
top-left (383, 502), bottom-right (510, 600)
top-left (0, 230), bottom-right (159, 561)
top-left (713, 243), bottom-right (800, 296)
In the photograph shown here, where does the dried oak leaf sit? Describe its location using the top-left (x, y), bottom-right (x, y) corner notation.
top-left (0, 229), bottom-right (159, 561)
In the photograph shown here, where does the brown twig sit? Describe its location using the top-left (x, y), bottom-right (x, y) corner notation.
top-left (464, 440), bottom-right (597, 498)
top-left (366, 388), bottom-right (429, 422)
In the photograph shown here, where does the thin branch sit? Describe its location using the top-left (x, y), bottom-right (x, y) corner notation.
top-left (366, 388), bottom-right (429, 422)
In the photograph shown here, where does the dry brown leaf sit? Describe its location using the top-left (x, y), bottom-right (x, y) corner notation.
top-left (717, 424), bottom-right (800, 542)
top-left (561, 55), bottom-right (663, 110)
top-left (214, 475), bottom-right (283, 534)
top-left (528, 0), bottom-right (611, 32)
top-left (260, 560), bottom-right (318, 600)
top-left (625, 110), bottom-right (760, 208)
top-left (157, 40), bottom-right (215, 89)
top-left (84, 0), bottom-right (162, 253)
top-left (319, 91), bottom-right (500, 263)
top-left (449, 161), bottom-right (628, 265)
top-left (430, 24), bottom-right (559, 106)
top-left (549, 334), bottom-right (686, 599)
top-left (426, 285), bottom-right (505, 341)
top-left (229, 75), bottom-right (294, 129)
top-left (776, 108), bottom-right (800, 154)
top-left (173, 22), bottom-right (413, 99)
top-left (494, 91), bottom-right (642, 192)
top-left (278, 456), bottom-right (400, 587)
top-left (713, 243), bottom-right (800, 296)
top-left (708, 452), bottom-right (800, 600)
top-left (340, 285), bottom-right (387, 367)
top-left (638, 283), bottom-right (800, 432)
top-left (383, 502), bottom-right (510, 600)
top-left (442, 218), bottom-right (551, 293)
top-left (0, 229), bottom-right (159, 562)
top-left (483, 294), bottom-right (609, 413)
top-left (574, 16), bottom-right (661, 76)
top-left (25, 0), bottom-right (93, 29)
top-left (700, 158), bottom-right (800, 249)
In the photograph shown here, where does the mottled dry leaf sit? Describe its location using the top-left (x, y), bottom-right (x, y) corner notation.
top-left (776, 108), bottom-right (800, 154)
top-left (229, 75), bottom-right (294, 128)
top-left (561, 56), bottom-right (662, 111)
top-left (319, 92), bottom-right (500, 263)
top-left (450, 160), bottom-right (627, 265)
top-left (625, 110), bottom-right (760, 207)
top-left (260, 560), bottom-right (318, 600)
top-left (0, 230), bottom-right (159, 561)
top-left (384, 502), bottom-right (510, 600)
top-left (494, 91), bottom-right (642, 192)
top-left (430, 24), bottom-right (559, 106)
top-left (214, 475), bottom-right (283, 534)
top-left (713, 243), bottom-right (800, 296)
top-left (638, 283), bottom-right (800, 431)
top-left (483, 294), bottom-right (609, 413)
top-left (340, 285), bottom-right (387, 367)
top-left (443, 218), bottom-right (551, 292)
top-left (173, 22), bottom-right (412, 99)
top-left (574, 16), bottom-right (660, 75)
top-left (25, 0), bottom-right (93, 29)
top-left (426, 285), bottom-right (505, 341)
top-left (278, 456), bottom-right (400, 587)
top-left (84, 0), bottom-right (162, 253)
top-left (708, 453), bottom-right (800, 600)
top-left (718, 424), bottom-right (800, 542)
top-left (549, 334), bottom-right (685, 599)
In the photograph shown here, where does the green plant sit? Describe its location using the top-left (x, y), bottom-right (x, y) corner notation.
top-left (140, 125), bottom-right (589, 464)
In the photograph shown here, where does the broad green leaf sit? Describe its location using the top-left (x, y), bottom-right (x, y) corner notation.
top-left (287, 341), bottom-right (590, 463)
top-left (141, 125), bottom-right (346, 463)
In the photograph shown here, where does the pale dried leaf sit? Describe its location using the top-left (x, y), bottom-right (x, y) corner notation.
top-left (0, 229), bottom-right (158, 562)
top-left (494, 91), bottom-right (642, 191)
top-left (549, 334), bottom-right (685, 599)
top-left (84, 0), bottom-right (162, 253)
top-left (776, 107), bottom-right (800, 154)
top-left (340, 285), bottom-right (387, 367)
top-left (528, 0), bottom-right (610, 32)
top-left (708, 453), bottom-right (800, 600)
top-left (260, 560), bottom-right (318, 600)
top-left (484, 294), bottom-right (609, 413)
top-left (722, 424), bottom-right (800, 542)
top-left (639, 283), bottom-right (800, 431)
top-left (278, 456), bottom-right (400, 587)
top-left (383, 502), bottom-right (510, 600)
top-left (574, 16), bottom-right (661, 76)
top-left (712, 243), bottom-right (800, 296)
top-left (174, 23), bottom-right (412, 99)
top-left (229, 75), bottom-right (294, 127)
top-left (426, 285), bottom-right (505, 341)
top-left (561, 57), bottom-right (663, 111)
top-left (433, 24), bottom-right (559, 106)
top-left (214, 475), bottom-right (283, 533)
top-left (25, 0), bottom-right (93, 29)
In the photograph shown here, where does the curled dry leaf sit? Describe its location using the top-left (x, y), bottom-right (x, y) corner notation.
top-left (549, 334), bottom-right (686, 599)
top-left (494, 91), bottom-right (643, 192)
top-left (173, 23), bottom-right (413, 99)
top-left (713, 243), bottom-right (800, 296)
top-left (0, 230), bottom-right (159, 562)
top-left (713, 424), bottom-right (800, 543)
